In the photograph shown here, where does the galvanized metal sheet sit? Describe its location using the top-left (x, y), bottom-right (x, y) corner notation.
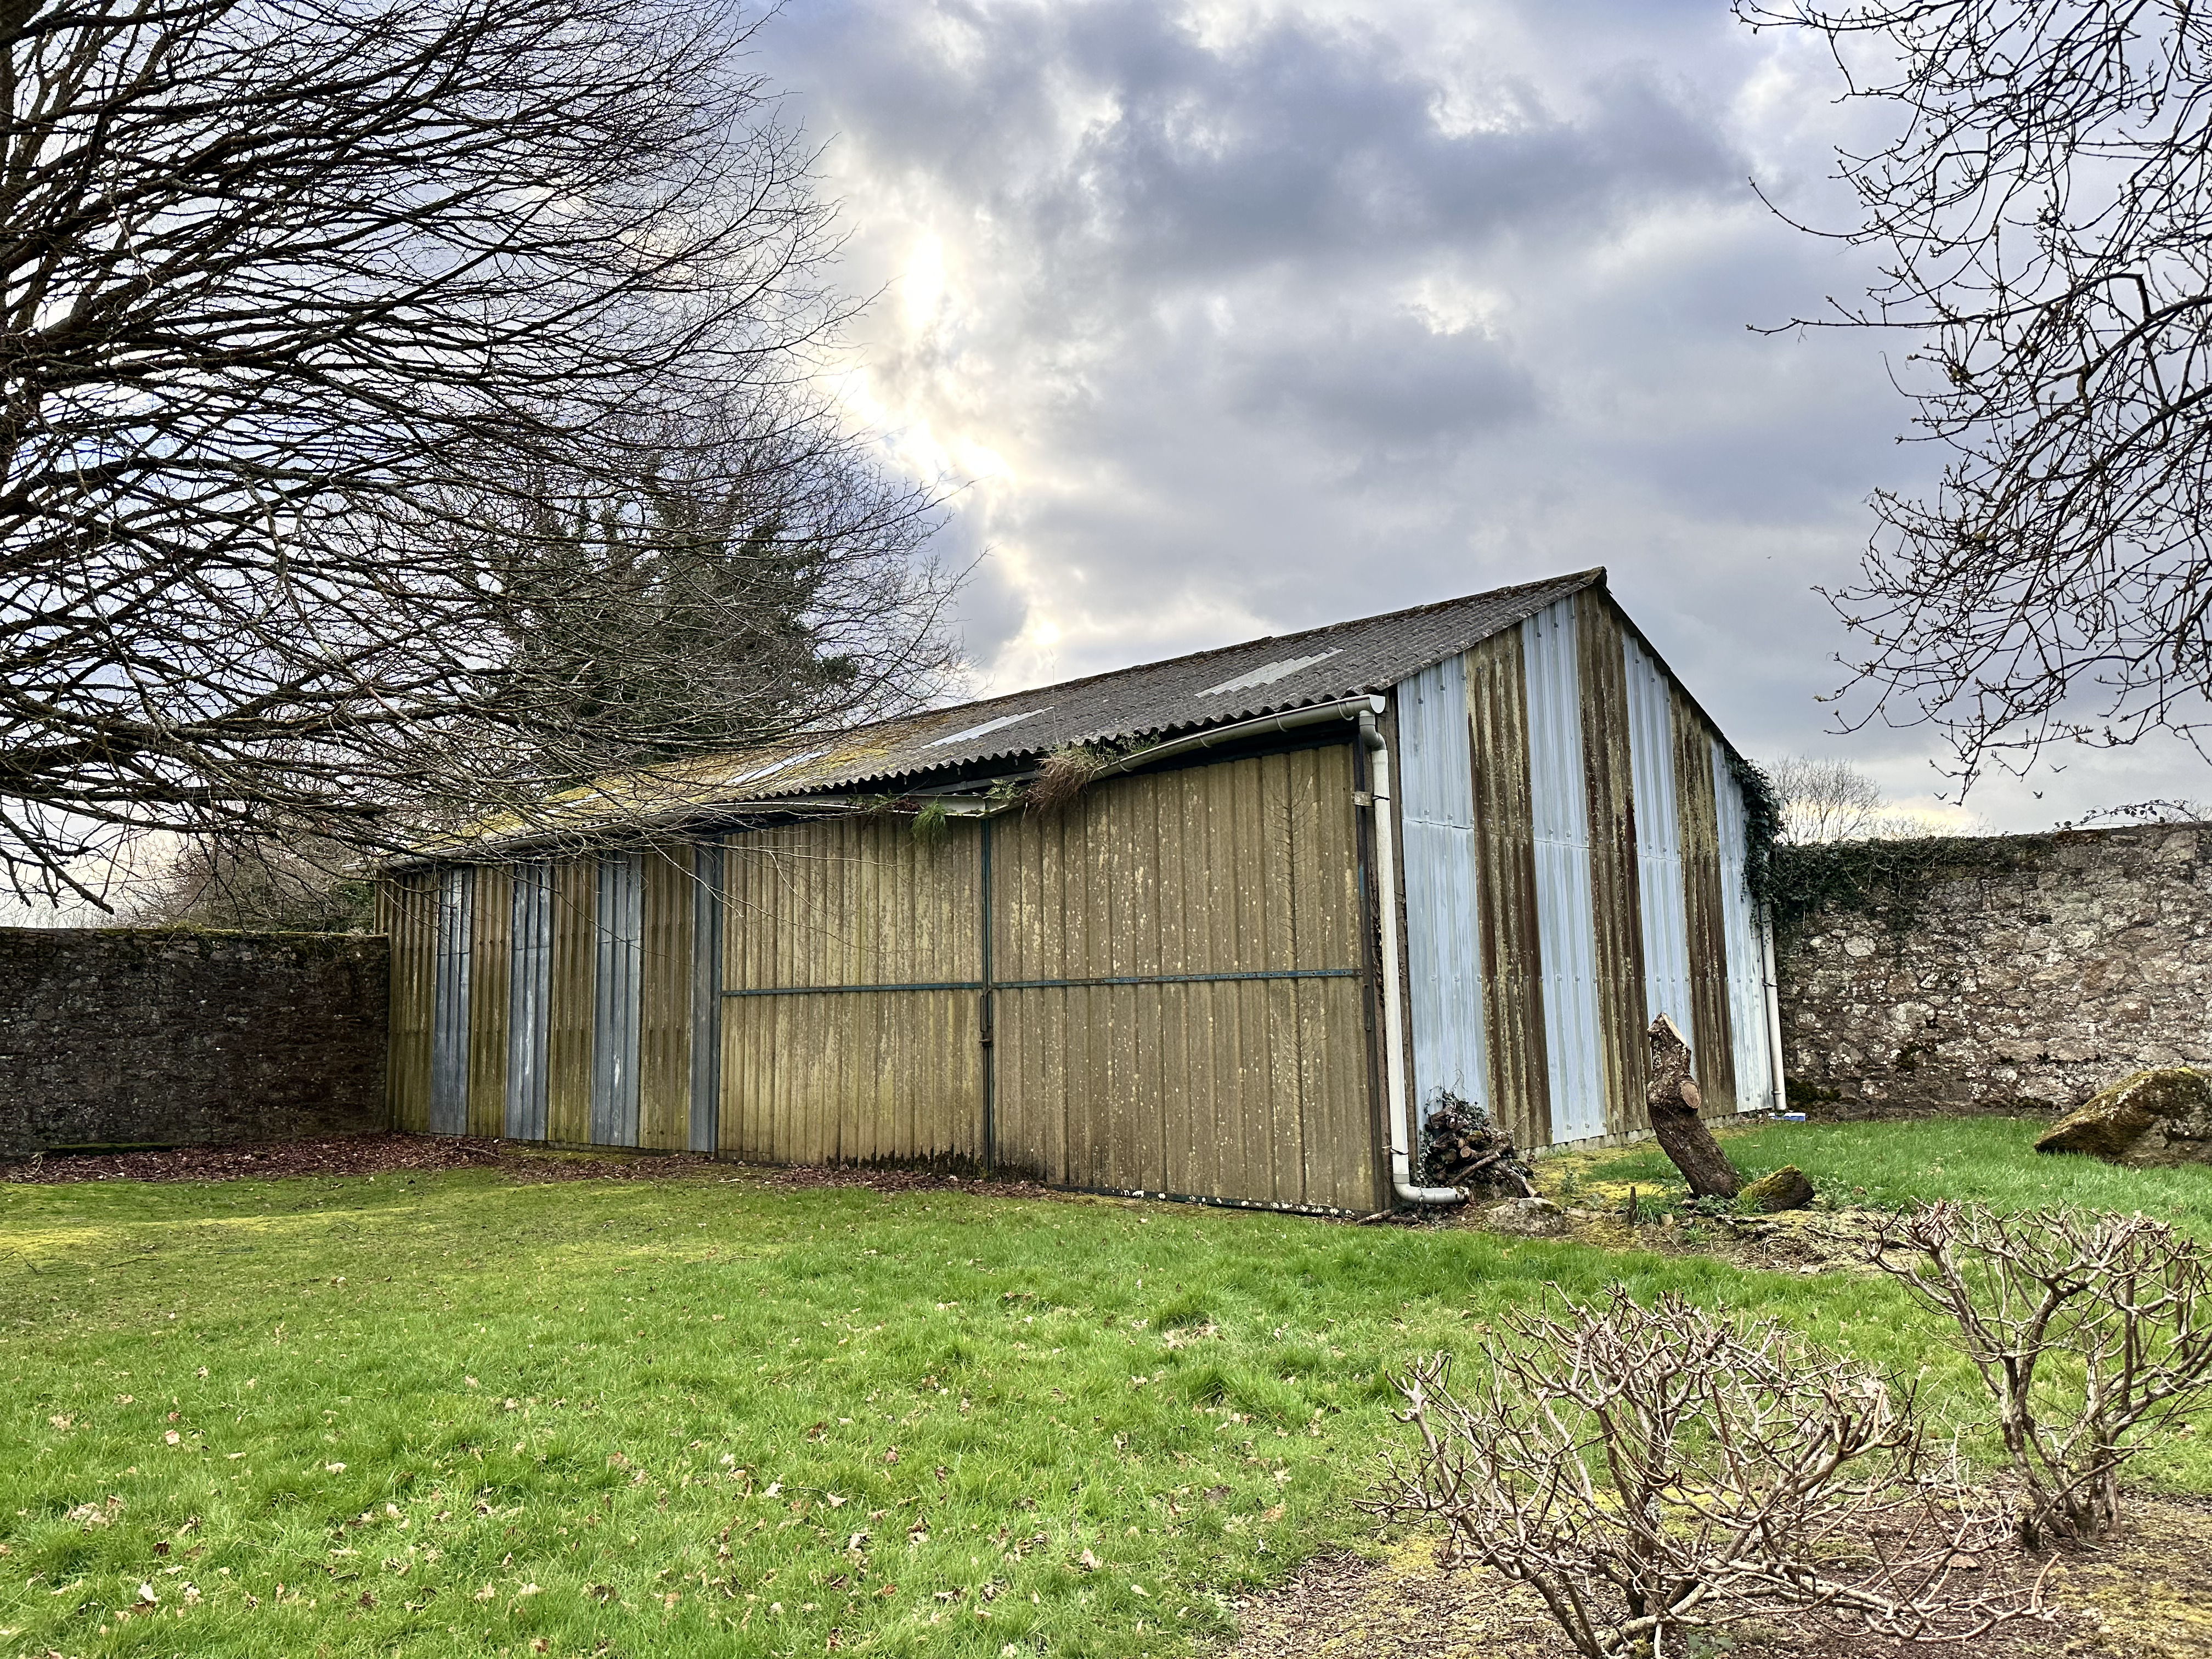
top-left (430, 865), bottom-right (473, 1135)
top-left (690, 838), bottom-right (724, 1153)
top-left (1395, 653), bottom-right (1492, 1119)
top-left (1623, 632), bottom-right (1695, 1049)
top-left (1520, 599), bottom-right (1607, 1143)
top-left (591, 852), bottom-right (644, 1147)
top-left (1465, 624), bottom-right (1549, 1148)
top-left (1711, 741), bottom-right (1777, 1111)
top-left (505, 860), bottom-right (552, 1141)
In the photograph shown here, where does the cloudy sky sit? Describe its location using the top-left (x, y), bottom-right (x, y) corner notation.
top-left (751, 0), bottom-right (2203, 830)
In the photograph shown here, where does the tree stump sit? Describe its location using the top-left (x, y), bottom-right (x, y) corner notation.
top-left (1646, 1014), bottom-right (1740, 1200)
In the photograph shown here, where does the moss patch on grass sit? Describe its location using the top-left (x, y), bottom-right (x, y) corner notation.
top-left (2, 1160), bottom-right (2208, 1658)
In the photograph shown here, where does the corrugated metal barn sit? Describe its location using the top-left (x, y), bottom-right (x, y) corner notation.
top-left (381, 568), bottom-right (1784, 1212)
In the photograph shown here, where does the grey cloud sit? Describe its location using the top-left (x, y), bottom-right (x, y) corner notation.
top-left (1219, 313), bottom-right (1537, 458)
top-left (748, 1), bottom-right (2205, 826)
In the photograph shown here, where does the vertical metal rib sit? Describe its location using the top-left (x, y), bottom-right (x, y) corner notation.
top-left (1396, 652), bottom-right (1491, 1119)
top-left (430, 865), bottom-right (473, 1136)
top-left (591, 851), bottom-right (644, 1147)
top-left (1623, 633), bottom-right (1695, 1049)
top-left (1711, 741), bottom-right (1776, 1111)
top-left (506, 860), bottom-right (552, 1141)
top-left (689, 838), bottom-right (724, 1153)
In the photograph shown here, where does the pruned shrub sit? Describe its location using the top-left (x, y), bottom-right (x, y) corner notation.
top-left (1865, 1201), bottom-right (2212, 1547)
top-left (1378, 1286), bottom-right (2032, 1659)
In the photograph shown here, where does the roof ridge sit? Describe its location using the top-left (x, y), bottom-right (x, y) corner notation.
top-left (887, 565), bottom-right (1607, 731)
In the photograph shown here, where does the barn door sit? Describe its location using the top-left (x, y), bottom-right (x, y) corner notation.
top-left (715, 816), bottom-right (986, 1166)
top-left (986, 746), bottom-right (1380, 1213)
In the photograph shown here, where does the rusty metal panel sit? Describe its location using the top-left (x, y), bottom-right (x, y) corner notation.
top-left (690, 837), bottom-right (724, 1153)
top-left (545, 855), bottom-right (596, 1146)
top-left (1622, 630), bottom-right (1695, 1068)
top-left (591, 851), bottom-right (644, 1147)
top-left (381, 872), bottom-right (436, 1133)
top-left (1711, 740), bottom-right (1778, 1112)
top-left (429, 865), bottom-right (472, 1136)
top-left (505, 861), bottom-right (552, 1141)
top-left (1521, 598), bottom-right (1606, 1144)
top-left (1466, 624), bottom-right (1549, 1148)
top-left (989, 745), bottom-right (1376, 1212)
top-left (1396, 651), bottom-right (1492, 1121)
top-left (1672, 689), bottom-right (1738, 1114)
top-left (1575, 591), bottom-right (1648, 1138)
top-left (466, 865), bottom-right (512, 1138)
top-left (636, 847), bottom-right (694, 1149)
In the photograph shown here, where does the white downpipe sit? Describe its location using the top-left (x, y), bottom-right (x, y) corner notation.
top-left (1361, 704), bottom-right (1466, 1207)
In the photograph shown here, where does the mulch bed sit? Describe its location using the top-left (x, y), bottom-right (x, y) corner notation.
top-left (1226, 1494), bottom-right (2212, 1659)
top-left (0, 1132), bottom-right (1062, 1200)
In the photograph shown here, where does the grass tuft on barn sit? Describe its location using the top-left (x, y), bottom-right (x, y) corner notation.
top-left (2, 1141), bottom-right (2208, 1657)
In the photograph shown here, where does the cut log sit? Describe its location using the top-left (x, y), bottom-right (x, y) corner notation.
top-left (1646, 1014), bottom-right (1741, 1200)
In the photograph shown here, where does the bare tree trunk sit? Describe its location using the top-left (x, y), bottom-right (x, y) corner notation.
top-left (1646, 1014), bottom-right (1740, 1200)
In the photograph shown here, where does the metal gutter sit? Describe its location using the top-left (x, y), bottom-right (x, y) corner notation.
top-left (1358, 704), bottom-right (1467, 1208)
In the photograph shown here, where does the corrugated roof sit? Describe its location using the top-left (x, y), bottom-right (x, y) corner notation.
top-left (478, 566), bottom-right (1605, 846)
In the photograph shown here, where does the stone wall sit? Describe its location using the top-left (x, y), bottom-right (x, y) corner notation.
top-left (0, 928), bottom-right (388, 1158)
top-left (1775, 825), bottom-right (2212, 1116)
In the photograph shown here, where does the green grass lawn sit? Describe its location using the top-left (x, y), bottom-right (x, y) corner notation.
top-left (1569, 1114), bottom-right (2212, 1234)
top-left (3, 1130), bottom-right (2208, 1659)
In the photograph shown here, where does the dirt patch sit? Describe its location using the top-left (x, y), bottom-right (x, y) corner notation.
top-left (1226, 1494), bottom-right (2212, 1658)
top-left (0, 1132), bottom-right (1064, 1201)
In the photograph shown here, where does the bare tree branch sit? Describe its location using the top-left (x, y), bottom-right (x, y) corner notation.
top-left (0, 0), bottom-right (958, 906)
top-left (1739, 1), bottom-right (2212, 789)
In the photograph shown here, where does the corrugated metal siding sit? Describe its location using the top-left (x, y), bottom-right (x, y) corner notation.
top-left (1672, 689), bottom-right (1738, 1114)
top-left (381, 873), bottom-right (436, 1132)
top-left (690, 838), bottom-right (724, 1153)
top-left (430, 865), bottom-right (473, 1136)
top-left (1623, 631), bottom-right (1694, 1073)
top-left (506, 861), bottom-right (552, 1141)
top-left (1396, 653), bottom-right (1491, 1119)
top-left (1465, 625), bottom-right (1549, 1148)
top-left (467, 865), bottom-right (512, 1138)
top-left (991, 746), bottom-right (1377, 1212)
top-left (545, 856), bottom-right (596, 1145)
top-left (1521, 599), bottom-right (1606, 1144)
top-left (591, 852), bottom-right (645, 1147)
top-left (1711, 741), bottom-right (1777, 1113)
top-left (720, 816), bottom-right (984, 1166)
top-left (635, 848), bottom-right (693, 1149)
top-left (1576, 590), bottom-right (1647, 1138)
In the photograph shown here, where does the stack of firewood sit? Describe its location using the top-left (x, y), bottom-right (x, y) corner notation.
top-left (1420, 1093), bottom-right (1536, 1195)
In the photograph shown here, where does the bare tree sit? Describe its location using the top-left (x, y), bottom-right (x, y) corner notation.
top-left (1767, 754), bottom-right (1972, 842)
top-left (125, 830), bottom-right (375, 931)
top-left (0, 0), bottom-right (957, 908)
top-left (1865, 1202), bottom-right (2212, 1548)
top-left (1738, 1), bottom-right (2212, 791)
top-left (1379, 1287), bottom-right (2033, 1659)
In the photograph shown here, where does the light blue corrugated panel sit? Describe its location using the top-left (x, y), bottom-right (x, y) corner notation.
top-left (1521, 599), bottom-right (1606, 1143)
top-left (1622, 633), bottom-right (1694, 1047)
top-left (505, 861), bottom-right (552, 1142)
top-left (430, 865), bottom-right (472, 1136)
top-left (591, 853), bottom-right (644, 1147)
top-left (1711, 741), bottom-right (1776, 1110)
top-left (689, 838), bottom-right (724, 1153)
top-left (1395, 654), bottom-right (1491, 1119)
